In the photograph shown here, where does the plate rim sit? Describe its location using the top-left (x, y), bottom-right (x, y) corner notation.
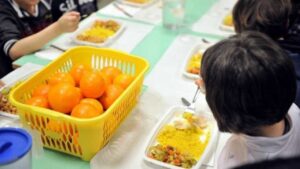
top-left (71, 18), bottom-right (126, 47)
top-left (117, 0), bottom-right (157, 8)
top-left (182, 44), bottom-right (207, 80)
top-left (143, 106), bottom-right (219, 169)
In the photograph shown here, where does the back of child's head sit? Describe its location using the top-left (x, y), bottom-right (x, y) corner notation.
top-left (233, 0), bottom-right (292, 40)
top-left (201, 31), bottom-right (296, 134)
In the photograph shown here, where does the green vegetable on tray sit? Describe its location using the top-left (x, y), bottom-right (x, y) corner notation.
top-left (148, 144), bottom-right (197, 168)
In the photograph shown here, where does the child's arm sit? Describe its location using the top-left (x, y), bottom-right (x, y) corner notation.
top-left (9, 11), bottom-right (80, 60)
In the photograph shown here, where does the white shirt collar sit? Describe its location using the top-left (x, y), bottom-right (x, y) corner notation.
top-left (242, 105), bottom-right (295, 153)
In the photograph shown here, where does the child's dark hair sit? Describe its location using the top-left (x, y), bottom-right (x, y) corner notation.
top-left (201, 31), bottom-right (296, 134)
top-left (233, 0), bottom-right (292, 39)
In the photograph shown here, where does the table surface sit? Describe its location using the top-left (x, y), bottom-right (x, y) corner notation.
top-left (8, 0), bottom-right (235, 168)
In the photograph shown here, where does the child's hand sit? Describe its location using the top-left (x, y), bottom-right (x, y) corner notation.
top-left (57, 11), bottom-right (80, 33)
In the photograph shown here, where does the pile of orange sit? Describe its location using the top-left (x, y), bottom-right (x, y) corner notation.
top-left (26, 64), bottom-right (134, 119)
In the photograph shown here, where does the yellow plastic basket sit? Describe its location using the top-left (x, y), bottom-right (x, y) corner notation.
top-left (9, 47), bottom-right (149, 161)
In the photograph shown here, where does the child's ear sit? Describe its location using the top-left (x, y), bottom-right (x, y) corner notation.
top-left (195, 78), bottom-right (205, 93)
top-left (195, 79), bottom-right (202, 87)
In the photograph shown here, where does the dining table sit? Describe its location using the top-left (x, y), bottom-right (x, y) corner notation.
top-left (3, 0), bottom-right (237, 168)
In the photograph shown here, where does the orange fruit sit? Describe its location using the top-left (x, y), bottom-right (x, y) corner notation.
top-left (99, 84), bottom-right (124, 110)
top-left (26, 96), bottom-right (49, 108)
top-left (48, 83), bottom-right (81, 113)
top-left (99, 72), bottom-right (112, 86)
top-left (80, 71), bottom-right (106, 98)
top-left (100, 66), bottom-right (122, 84)
top-left (48, 72), bottom-right (75, 86)
top-left (113, 74), bottom-right (134, 89)
top-left (47, 120), bottom-right (62, 132)
top-left (80, 98), bottom-right (104, 114)
top-left (32, 84), bottom-right (51, 98)
top-left (70, 64), bottom-right (91, 86)
top-left (73, 132), bottom-right (79, 145)
top-left (75, 87), bottom-right (83, 100)
top-left (71, 103), bottom-right (101, 118)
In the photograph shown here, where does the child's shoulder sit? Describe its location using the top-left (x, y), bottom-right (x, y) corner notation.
top-left (0, 1), bottom-right (20, 22)
top-left (0, 0), bottom-right (15, 12)
top-left (217, 135), bottom-right (248, 169)
top-left (288, 103), bottom-right (300, 122)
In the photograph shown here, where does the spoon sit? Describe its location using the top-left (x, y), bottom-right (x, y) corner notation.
top-left (201, 38), bottom-right (210, 44)
top-left (181, 97), bottom-right (191, 106)
top-left (181, 87), bottom-right (200, 110)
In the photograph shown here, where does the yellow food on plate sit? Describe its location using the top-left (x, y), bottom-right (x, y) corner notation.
top-left (76, 20), bottom-right (120, 43)
top-left (125, 0), bottom-right (150, 4)
top-left (148, 112), bottom-right (211, 168)
top-left (187, 50), bottom-right (203, 75)
top-left (223, 14), bottom-right (233, 27)
top-left (148, 144), bottom-right (197, 168)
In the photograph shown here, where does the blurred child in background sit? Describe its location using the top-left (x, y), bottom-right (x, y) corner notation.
top-left (232, 0), bottom-right (300, 106)
top-left (199, 32), bottom-right (300, 169)
top-left (0, 0), bottom-right (80, 78)
top-left (280, 0), bottom-right (300, 54)
top-left (49, 0), bottom-right (98, 21)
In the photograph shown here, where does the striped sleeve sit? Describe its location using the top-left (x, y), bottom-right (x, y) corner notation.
top-left (3, 39), bottom-right (18, 56)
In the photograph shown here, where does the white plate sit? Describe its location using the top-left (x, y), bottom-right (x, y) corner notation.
top-left (182, 44), bottom-right (207, 79)
top-left (117, 0), bottom-right (156, 8)
top-left (0, 67), bottom-right (40, 117)
top-left (144, 106), bottom-right (219, 169)
top-left (71, 19), bottom-right (126, 47)
top-left (219, 23), bottom-right (234, 32)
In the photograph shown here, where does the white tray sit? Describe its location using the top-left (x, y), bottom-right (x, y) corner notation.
top-left (0, 65), bottom-right (41, 117)
top-left (182, 44), bottom-right (207, 79)
top-left (71, 18), bottom-right (126, 47)
top-left (144, 106), bottom-right (219, 169)
top-left (117, 0), bottom-right (156, 8)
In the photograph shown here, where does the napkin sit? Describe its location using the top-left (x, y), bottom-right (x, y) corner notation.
top-left (35, 47), bottom-right (64, 61)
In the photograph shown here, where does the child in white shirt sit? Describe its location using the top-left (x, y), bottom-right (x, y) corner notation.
top-left (198, 31), bottom-right (300, 169)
